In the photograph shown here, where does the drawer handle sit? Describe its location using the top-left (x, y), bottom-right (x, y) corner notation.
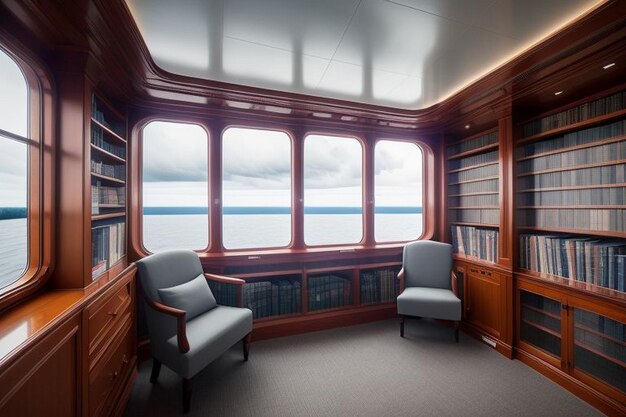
top-left (108, 311), bottom-right (118, 317)
top-left (110, 371), bottom-right (119, 379)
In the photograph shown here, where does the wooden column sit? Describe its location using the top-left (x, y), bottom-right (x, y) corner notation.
top-left (362, 134), bottom-right (375, 246)
top-left (497, 110), bottom-right (514, 269)
top-left (291, 128), bottom-right (305, 249)
top-left (208, 119), bottom-right (224, 253)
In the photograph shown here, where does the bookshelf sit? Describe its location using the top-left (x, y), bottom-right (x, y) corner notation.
top-left (359, 265), bottom-right (401, 305)
top-left (90, 94), bottom-right (127, 280)
top-left (447, 129), bottom-right (500, 264)
top-left (514, 88), bottom-right (626, 411)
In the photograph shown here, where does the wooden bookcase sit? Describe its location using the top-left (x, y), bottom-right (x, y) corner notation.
top-left (89, 93), bottom-right (128, 281)
top-left (514, 87), bottom-right (626, 415)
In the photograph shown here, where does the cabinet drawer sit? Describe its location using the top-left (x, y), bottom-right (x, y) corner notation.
top-left (89, 316), bottom-right (133, 417)
top-left (87, 281), bottom-right (132, 363)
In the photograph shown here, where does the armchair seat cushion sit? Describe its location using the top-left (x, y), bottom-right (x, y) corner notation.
top-left (397, 287), bottom-right (461, 321)
top-left (161, 306), bottom-right (253, 378)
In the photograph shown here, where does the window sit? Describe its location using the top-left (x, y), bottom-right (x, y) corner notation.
top-left (142, 121), bottom-right (209, 252)
top-left (222, 127), bottom-right (292, 249)
top-left (374, 140), bottom-right (423, 242)
top-left (0, 49), bottom-right (30, 290)
top-left (304, 134), bottom-right (363, 245)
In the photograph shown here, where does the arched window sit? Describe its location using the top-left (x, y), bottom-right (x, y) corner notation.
top-left (0, 45), bottom-right (48, 302)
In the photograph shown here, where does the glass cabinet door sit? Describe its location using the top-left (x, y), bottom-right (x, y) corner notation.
top-left (520, 290), bottom-right (562, 358)
top-left (573, 308), bottom-right (626, 394)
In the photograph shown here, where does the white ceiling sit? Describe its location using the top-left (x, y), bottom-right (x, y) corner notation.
top-left (124, 0), bottom-right (603, 109)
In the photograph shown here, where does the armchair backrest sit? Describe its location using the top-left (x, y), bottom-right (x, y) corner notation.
top-left (136, 249), bottom-right (204, 303)
top-left (403, 240), bottom-right (452, 289)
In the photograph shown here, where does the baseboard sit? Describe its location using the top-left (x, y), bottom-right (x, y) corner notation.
top-left (515, 348), bottom-right (625, 417)
top-left (460, 322), bottom-right (513, 359)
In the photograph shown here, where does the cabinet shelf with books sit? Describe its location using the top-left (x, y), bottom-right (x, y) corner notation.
top-left (447, 129), bottom-right (500, 264)
top-left (516, 88), bottom-right (626, 295)
top-left (306, 268), bottom-right (355, 313)
top-left (359, 264), bottom-right (401, 305)
top-left (90, 93), bottom-right (127, 280)
top-left (233, 271), bottom-right (304, 321)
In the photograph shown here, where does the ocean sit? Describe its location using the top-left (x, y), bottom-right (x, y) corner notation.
top-left (1, 209), bottom-right (422, 286)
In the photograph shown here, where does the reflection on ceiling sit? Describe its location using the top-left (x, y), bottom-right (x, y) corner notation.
top-left (124, 0), bottom-right (604, 109)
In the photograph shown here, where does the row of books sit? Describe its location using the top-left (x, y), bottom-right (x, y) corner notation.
top-left (91, 125), bottom-right (126, 159)
top-left (360, 268), bottom-right (400, 304)
top-left (91, 221), bottom-right (125, 278)
top-left (449, 193), bottom-right (499, 208)
top-left (92, 183), bottom-right (126, 211)
top-left (448, 208), bottom-right (499, 225)
top-left (519, 234), bottom-right (626, 291)
top-left (308, 274), bottom-right (353, 311)
top-left (91, 160), bottom-right (125, 181)
top-left (517, 209), bottom-right (625, 232)
top-left (518, 164), bottom-right (626, 190)
top-left (451, 225), bottom-right (499, 262)
top-left (517, 187), bottom-right (625, 206)
top-left (447, 132), bottom-right (498, 157)
top-left (575, 328), bottom-right (625, 364)
top-left (448, 178), bottom-right (499, 195)
top-left (574, 309), bottom-right (625, 344)
top-left (242, 279), bottom-right (301, 319)
top-left (91, 95), bottom-right (126, 138)
top-left (519, 119), bottom-right (625, 158)
top-left (207, 280), bottom-right (239, 307)
top-left (522, 90), bottom-right (626, 137)
top-left (517, 139), bottom-right (626, 173)
top-left (448, 149), bottom-right (498, 171)
top-left (448, 162), bottom-right (499, 183)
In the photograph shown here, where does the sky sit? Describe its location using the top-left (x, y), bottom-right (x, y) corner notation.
top-left (142, 122), bottom-right (423, 208)
top-left (0, 48), bottom-right (28, 208)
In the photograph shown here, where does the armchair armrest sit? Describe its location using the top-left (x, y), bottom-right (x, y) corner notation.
top-left (204, 273), bottom-right (245, 308)
top-left (144, 297), bottom-right (190, 354)
top-left (451, 271), bottom-right (459, 297)
top-left (397, 268), bottom-right (405, 292)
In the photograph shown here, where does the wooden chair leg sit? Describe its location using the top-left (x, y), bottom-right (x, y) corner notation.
top-left (182, 378), bottom-right (192, 414)
top-left (150, 358), bottom-right (161, 383)
top-left (400, 316), bottom-right (405, 338)
top-left (243, 333), bottom-right (251, 361)
top-left (454, 321), bottom-right (460, 343)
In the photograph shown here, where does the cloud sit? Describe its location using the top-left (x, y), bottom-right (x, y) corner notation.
top-left (304, 134), bottom-right (362, 189)
top-left (0, 139), bottom-right (27, 206)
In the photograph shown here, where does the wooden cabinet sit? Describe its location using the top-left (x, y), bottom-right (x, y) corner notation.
top-left (455, 260), bottom-right (513, 357)
top-left (0, 314), bottom-right (81, 417)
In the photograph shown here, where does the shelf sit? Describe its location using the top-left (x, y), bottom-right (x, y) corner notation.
top-left (516, 134), bottom-right (626, 162)
top-left (516, 226), bottom-right (626, 239)
top-left (521, 318), bottom-right (562, 338)
top-left (575, 323), bottom-right (626, 348)
top-left (447, 160), bottom-right (498, 174)
top-left (91, 118), bottom-right (126, 144)
top-left (96, 204), bottom-right (126, 209)
top-left (517, 159), bottom-right (626, 177)
top-left (447, 143), bottom-right (498, 160)
top-left (92, 212), bottom-right (125, 221)
top-left (448, 191), bottom-right (499, 197)
top-left (453, 253), bottom-right (499, 268)
top-left (574, 341), bottom-right (626, 368)
top-left (448, 206), bottom-right (499, 210)
top-left (91, 172), bottom-right (125, 185)
top-left (449, 221), bottom-right (499, 228)
top-left (90, 144), bottom-right (125, 163)
top-left (447, 175), bottom-right (499, 186)
top-left (515, 269), bottom-right (626, 303)
top-left (522, 303), bottom-right (561, 320)
top-left (517, 183), bottom-right (626, 193)
top-left (518, 108), bottom-right (626, 144)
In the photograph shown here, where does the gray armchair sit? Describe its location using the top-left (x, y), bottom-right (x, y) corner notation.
top-left (396, 240), bottom-right (461, 342)
top-left (136, 250), bottom-right (253, 413)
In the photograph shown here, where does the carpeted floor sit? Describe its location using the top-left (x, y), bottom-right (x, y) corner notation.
top-left (124, 319), bottom-right (603, 417)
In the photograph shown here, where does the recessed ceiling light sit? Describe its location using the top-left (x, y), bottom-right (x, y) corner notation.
top-left (554, 91), bottom-right (563, 96)
top-left (464, 124), bottom-right (471, 129)
top-left (603, 63), bottom-right (616, 70)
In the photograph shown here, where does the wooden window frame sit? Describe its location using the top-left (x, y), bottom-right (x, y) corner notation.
top-left (0, 43), bottom-right (54, 311)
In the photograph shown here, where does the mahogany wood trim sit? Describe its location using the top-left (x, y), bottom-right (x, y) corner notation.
top-left (516, 226), bottom-right (626, 239)
top-left (447, 175), bottom-right (499, 186)
top-left (204, 273), bottom-right (244, 307)
top-left (517, 158), bottom-right (626, 177)
top-left (516, 134), bottom-right (626, 162)
top-left (446, 127), bottom-right (499, 148)
top-left (451, 271), bottom-right (458, 297)
top-left (144, 299), bottom-right (189, 354)
top-left (447, 161), bottom-right (499, 174)
top-left (397, 268), bottom-right (405, 293)
top-left (447, 143), bottom-right (498, 160)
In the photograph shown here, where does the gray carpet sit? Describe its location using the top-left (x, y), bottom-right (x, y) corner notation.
top-left (124, 319), bottom-right (603, 417)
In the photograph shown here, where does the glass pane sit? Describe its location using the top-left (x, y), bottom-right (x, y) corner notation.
top-left (375, 140), bottom-right (423, 242)
top-left (0, 49), bottom-right (28, 137)
top-left (0, 136), bottom-right (28, 288)
top-left (142, 121), bottom-right (208, 252)
top-left (304, 135), bottom-right (362, 245)
top-left (222, 127), bottom-right (291, 249)
top-left (574, 308), bottom-right (626, 393)
top-left (520, 290), bottom-right (561, 358)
